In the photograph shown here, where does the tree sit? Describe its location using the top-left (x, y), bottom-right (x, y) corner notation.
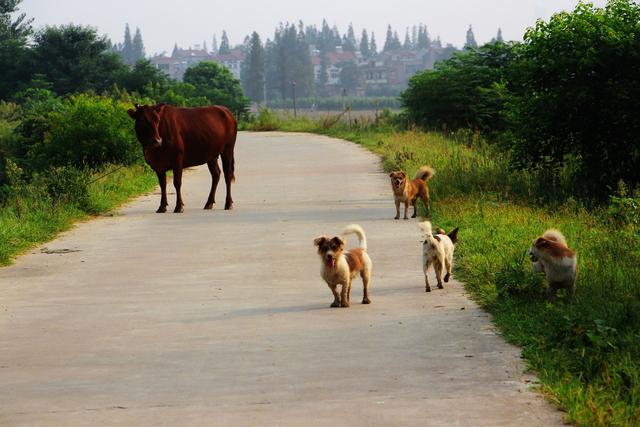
top-left (495, 28), bottom-right (504, 43)
top-left (383, 25), bottom-right (402, 51)
top-left (218, 30), bottom-right (230, 55)
top-left (31, 24), bottom-right (127, 95)
top-left (132, 27), bottom-right (145, 62)
top-left (403, 27), bottom-right (412, 49)
top-left (370, 32), bottom-right (377, 55)
top-left (465, 25), bottom-right (478, 49)
top-left (240, 31), bottom-right (265, 103)
top-left (417, 24), bottom-right (431, 49)
top-left (339, 61), bottom-right (360, 95)
top-left (118, 59), bottom-right (167, 94)
top-left (211, 34), bottom-right (218, 54)
top-left (343, 23), bottom-right (357, 52)
top-left (0, 0), bottom-right (33, 99)
top-left (122, 24), bottom-right (133, 65)
top-left (183, 61), bottom-right (249, 113)
top-left (360, 29), bottom-right (370, 57)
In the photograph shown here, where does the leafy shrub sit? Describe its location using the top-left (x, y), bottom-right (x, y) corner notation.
top-left (20, 93), bottom-right (140, 171)
top-left (248, 108), bottom-right (281, 131)
top-left (41, 166), bottom-right (91, 210)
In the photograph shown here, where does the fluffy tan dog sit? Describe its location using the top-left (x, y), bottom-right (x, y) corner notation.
top-left (389, 166), bottom-right (435, 220)
top-left (420, 221), bottom-right (459, 292)
top-left (314, 224), bottom-right (372, 308)
top-left (529, 229), bottom-right (578, 300)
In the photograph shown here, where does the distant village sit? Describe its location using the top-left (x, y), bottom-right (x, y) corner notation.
top-left (114, 23), bottom-right (504, 103)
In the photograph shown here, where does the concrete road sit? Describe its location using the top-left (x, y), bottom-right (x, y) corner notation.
top-left (0, 132), bottom-right (563, 426)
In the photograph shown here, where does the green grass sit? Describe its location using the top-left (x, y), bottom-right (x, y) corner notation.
top-left (0, 164), bottom-right (157, 265)
top-left (251, 115), bottom-right (640, 425)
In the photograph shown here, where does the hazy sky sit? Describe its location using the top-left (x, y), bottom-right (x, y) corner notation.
top-left (19, 0), bottom-right (607, 56)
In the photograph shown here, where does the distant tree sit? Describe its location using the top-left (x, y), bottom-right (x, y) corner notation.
top-left (118, 59), bottom-right (167, 94)
top-left (339, 61), bottom-right (360, 95)
top-left (31, 24), bottom-right (127, 95)
top-left (122, 24), bottom-right (134, 65)
top-left (411, 25), bottom-right (418, 48)
top-left (417, 24), bottom-right (430, 49)
top-left (172, 43), bottom-right (179, 57)
top-left (359, 29), bottom-right (370, 57)
top-left (183, 61), bottom-right (248, 113)
top-left (343, 23), bottom-right (357, 52)
top-left (465, 25), bottom-right (478, 49)
top-left (240, 31), bottom-right (265, 103)
top-left (403, 27), bottom-right (412, 49)
top-left (370, 32), bottom-right (377, 55)
top-left (265, 23), bottom-right (313, 100)
top-left (218, 30), bottom-right (230, 55)
top-left (211, 34), bottom-right (218, 54)
top-left (132, 27), bottom-right (145, 62)
top-left (383, 25), bottom-right (402, 51)
top-left (495, 28), bottom-right (504, 43)
top-left (0, 0), bottom-right (33, 99)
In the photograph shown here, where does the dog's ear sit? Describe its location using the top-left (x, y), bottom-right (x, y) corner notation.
top-left (534, 237), bottom-right (548, 248)
top-left (448, 227), bottom-right (459, 244)
top-left (314, 236), bottom-right (328, 247)
top-left (434, 235), bottom-right (441, 242)
top-left (399, 171), bottom-right (406, 178)
top-left (389, 172), bottom-right (395, 177)
top-left (330, 236), bottom-right (345, 249)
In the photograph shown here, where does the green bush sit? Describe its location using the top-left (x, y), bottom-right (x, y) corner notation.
top-left (19, 92), bottom-right (140, 171)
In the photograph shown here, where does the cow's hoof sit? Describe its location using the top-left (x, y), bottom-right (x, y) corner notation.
top-left (394, 216), bottom-right (400, 220)
top-left (173, 206), bottom-right (184, 213)
top-left (204, 204), bottom-right (214, 210)
top-left (224, 204), bottom-right (233, 210)
top-left (156, 206), bottom-right (167, 213)
top-left (362, 298), bottom-right (371, 304)
top-left (425, 287), bottom-right (431, 292)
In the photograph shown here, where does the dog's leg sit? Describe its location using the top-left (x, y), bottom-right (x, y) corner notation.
top-left (411, 199), bottom-right (418, 218)
top-left (403, 201), bottom-right (409, 220)
top-left (547, 282), bottom-right (559, 302)
top-left (341, 280), bottom-right (351, 307)
top-left (424, 261), bottom-right (432, 292)
top-left (444, 255), bottom-right (452, 283)
top-left (435, 261), bottom-right (444, 289)
top-left (422, 194), bottom-right (430, 217)
top-left (361, 268), bottom-right (372, 304)
top-left (394, 199), bottom-right (401, 220)
top-left (329, 284), bottom-right (341, 307)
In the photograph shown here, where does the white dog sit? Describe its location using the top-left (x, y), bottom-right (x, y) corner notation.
top-left (420, 221), bottom-right (459, 292)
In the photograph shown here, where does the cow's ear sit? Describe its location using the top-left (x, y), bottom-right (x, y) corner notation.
top-left (127, 109), bottom-right (136, 119)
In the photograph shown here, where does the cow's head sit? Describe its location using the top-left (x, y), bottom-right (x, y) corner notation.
top-left (127, 104), bottom-right (166, 148)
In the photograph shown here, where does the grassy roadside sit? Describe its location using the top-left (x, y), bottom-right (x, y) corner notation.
top-left (0, 164), bottom-right (157, 265)
top-left (246, 117), bottom-right (640, 425)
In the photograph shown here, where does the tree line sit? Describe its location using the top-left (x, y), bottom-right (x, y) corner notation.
top-left (401, 0), bottom-right (640, 201)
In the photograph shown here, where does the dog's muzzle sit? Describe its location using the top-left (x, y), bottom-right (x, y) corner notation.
top-left (324, 255), bottom-right (336, 269)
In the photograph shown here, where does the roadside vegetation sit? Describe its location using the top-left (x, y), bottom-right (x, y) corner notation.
top-left (244, 2), bottom-right (640, 424)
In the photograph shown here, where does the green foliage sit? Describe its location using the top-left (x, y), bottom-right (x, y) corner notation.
top-left (0, 0), bottom-right (32, 99)
top-left (509, 0), bottom-right (640, 199)
top-left (240, 32), bottom-right (265, 103)
top-left (183, 61), bottom-right (249, 114)
top-left (402, 42), bottom-right (516, 133)
top-left (30, 24), bottom-right (127, 95)
top-left (18, 93), bottom-right (140, 171)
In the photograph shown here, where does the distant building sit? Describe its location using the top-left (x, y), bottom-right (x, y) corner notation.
top-left (150, 44), bottom-right (245, 81)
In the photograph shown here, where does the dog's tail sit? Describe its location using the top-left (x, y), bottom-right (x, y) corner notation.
top-left (343, 224), bottom-right (367, 250)
top-left (419, 220), bottom-right (433, 237)
top-left (414, 165), bottom-right (435, 182)
top-left (543, 229), bottom-right (568, 247)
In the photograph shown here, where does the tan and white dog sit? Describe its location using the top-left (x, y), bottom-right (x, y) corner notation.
top-left (314, 224), bottom-right (372, 308)
top-left (529, 229), bottom-right (577, 300)
top-left (420, 221), bottom-right (459, 292)
top-left (389, 166), bottom-right (435, 220)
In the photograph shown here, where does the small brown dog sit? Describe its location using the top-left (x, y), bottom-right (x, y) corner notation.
top-left (529, 229), bottom-right (578, 300)
top-left (389, 166), bottom-right (435, 219)
top-left (314, 224), bottom-right (372, 308)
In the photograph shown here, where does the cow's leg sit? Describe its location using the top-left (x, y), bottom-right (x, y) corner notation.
top-left (156, 171), bottom-right (168, 213)
top-left (204, 158), bottom-right (221, 210)
top-left (221, 144), bottom-right (235, 210)
top-left (172, 165), bottom-right (184, 213)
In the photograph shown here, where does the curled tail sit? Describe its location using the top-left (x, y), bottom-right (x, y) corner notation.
top-left (543, 229), bottom-right (567, 247)
top-left (419, 220), bottom-right (433, 237)
top-left (343, 224), bottom-right (367, 250)
top-left (414, 165), bottom-right (435, 182)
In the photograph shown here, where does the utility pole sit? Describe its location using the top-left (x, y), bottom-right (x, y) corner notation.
top-left (291, 81), bottom-right (297, 118)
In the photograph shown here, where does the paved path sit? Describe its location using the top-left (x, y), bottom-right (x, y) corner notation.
top-left (0, 132), bottom-right (562, 426)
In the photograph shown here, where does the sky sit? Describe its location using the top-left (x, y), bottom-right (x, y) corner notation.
top-left (19, 0), bottom-right (608, 56)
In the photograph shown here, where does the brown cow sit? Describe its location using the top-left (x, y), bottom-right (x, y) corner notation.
top-left (127, 104), bottom-right (237, 213)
